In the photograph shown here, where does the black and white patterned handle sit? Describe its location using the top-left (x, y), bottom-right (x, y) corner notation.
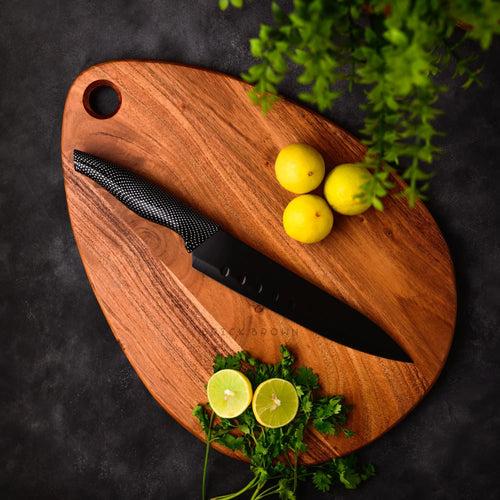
top-left (73, 150), bottom-right (220, 252)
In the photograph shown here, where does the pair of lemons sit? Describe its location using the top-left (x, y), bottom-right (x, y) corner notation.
top-left (275, 144), bottom-right (371, 243)
top-left (207, 369), bottom-right (298, 428)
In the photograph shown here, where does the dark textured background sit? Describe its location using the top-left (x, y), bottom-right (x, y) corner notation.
top-left (1, 1), bottom-right (499, 499)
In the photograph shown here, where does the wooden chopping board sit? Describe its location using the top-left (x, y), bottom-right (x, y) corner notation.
top-left (61, 60), bottom-right (456, 463)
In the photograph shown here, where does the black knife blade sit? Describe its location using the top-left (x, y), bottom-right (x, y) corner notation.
top-left (73, 150), bottom-right (412, 363)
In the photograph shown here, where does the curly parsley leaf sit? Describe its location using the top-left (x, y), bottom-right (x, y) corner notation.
top-left (213, 351), bottom-right (244, 372)
top-left (313, 470), bottom-right (332, 492)
top-left (293, 366), bottom-right (319, 390)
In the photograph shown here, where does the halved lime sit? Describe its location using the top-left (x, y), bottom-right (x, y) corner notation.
top-left (207, 369), bottom-right (253, 419)
top-left (252, 378), bottom-right (299, 428)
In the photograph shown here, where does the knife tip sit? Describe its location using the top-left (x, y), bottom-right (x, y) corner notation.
top-left (389, 347), bottom-right (414, 364)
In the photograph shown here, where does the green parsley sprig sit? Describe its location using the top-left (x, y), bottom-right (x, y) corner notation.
top-left (193, 346), bottom-right (374, 499)
top-left (219, 0), bottom-right (500, 208)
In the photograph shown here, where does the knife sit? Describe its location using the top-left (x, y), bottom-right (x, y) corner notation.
top-left (73, 150), bottom-right (412, 363)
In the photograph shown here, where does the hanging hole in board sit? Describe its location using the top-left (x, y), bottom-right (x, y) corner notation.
top-left (83, 80), bottom-right (121, 119)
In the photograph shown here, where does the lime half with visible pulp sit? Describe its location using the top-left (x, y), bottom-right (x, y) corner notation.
top-left (207, 369), bottom-right (253, 419)
top-left (252, 378), bottom-right (299, 428)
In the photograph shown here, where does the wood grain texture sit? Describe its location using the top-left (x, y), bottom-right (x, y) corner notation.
top-left (61, 60), bottom-right (456, 463)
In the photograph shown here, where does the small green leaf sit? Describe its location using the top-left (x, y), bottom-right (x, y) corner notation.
top-left (218, 0), bottom-right (229, 11)
top-left (384, 28), bottom-right (408, 46)
top-left (314, 418), bottom-right (335, 434)
top-left (313, 471), bottom-right (332, 492)
top-left (250, 39), bottom-right (263, 58)
top-left (213, 352), bottom-right (243, 372)
top-left (343, 428), bottom-right (356, 438)
top-left (372, 197), bottom-right (384, 211)
top-left (301, 399), bottom-right (313, 414)
top-left (293, 366), bottom-right (319, 389)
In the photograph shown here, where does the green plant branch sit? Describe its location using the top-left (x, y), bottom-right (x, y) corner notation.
top-left (219, 0), bottom-right (500, 208)
top-left (212, 476), bottom-right (259, 500)
top-left (292, 449), bottom-right (298, 493)
top-left (201, 410), bottom-right (215, 500)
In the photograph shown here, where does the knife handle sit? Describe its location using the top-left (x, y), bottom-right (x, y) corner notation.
top-left (73, 150), bottom-right (220, 252)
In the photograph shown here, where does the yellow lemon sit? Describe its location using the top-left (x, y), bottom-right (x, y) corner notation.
top-left (283, 195), bottom-right (333, 243)
top-left (275, 144), bottom-right (325, 194)
top-left (324, 164), bottom-right (371, 215)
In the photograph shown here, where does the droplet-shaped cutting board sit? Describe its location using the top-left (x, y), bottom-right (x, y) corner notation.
top-left (61, 61), bottom-right (456, 462)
